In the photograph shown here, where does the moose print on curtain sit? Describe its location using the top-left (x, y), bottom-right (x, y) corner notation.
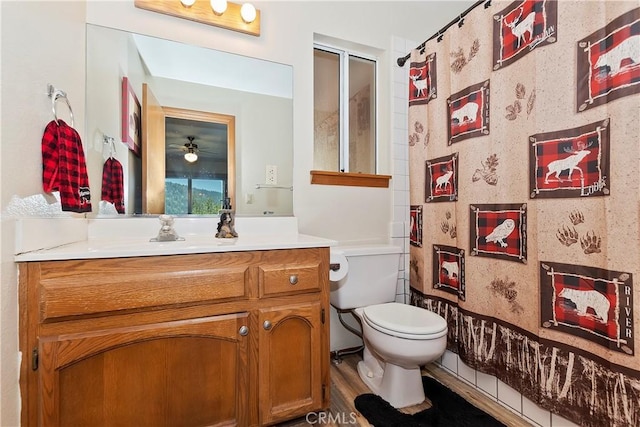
top-left (407, 1), bottom-right (640, 426)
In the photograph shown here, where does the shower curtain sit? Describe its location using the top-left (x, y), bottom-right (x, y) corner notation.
top-left (407, 1), bottom-right (640, 426)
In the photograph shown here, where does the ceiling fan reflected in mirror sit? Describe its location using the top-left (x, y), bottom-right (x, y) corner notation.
top-left (183, 136), bottom-right (199, 163)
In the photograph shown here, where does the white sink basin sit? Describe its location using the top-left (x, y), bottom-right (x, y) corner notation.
top-left (86, 236), bottom-right (223, 253)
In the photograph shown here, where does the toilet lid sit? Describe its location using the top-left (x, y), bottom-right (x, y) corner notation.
top-left (362, 303), bottom-right (447, 338)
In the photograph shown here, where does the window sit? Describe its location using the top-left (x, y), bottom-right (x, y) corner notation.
top-left (165, 178), bottom-right (225, 215)
top-left (313, 44), bottom-right (377, 175)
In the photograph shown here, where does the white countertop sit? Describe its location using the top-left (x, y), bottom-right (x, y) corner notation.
top-left (15, 233), bottom-right (335, 262)
top-left (14, 216), bottom-right (336, 262)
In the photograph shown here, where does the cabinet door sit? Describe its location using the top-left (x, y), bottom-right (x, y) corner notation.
top-left (37, 313), bottom-right (249, 427)
top-left (258, 301), bottom-right (324, 425)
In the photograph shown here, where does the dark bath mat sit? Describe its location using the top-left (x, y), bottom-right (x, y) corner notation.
top-left (354, 375), bottom-right (507, 427)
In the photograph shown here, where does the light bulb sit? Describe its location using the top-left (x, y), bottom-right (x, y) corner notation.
top-left (210, 0), bottom-right (227, 15)
top-left (184, 152), bottom-right (198, 163)
top-left (240, 3), bottom-right (256, 23)
top-left (180, 0), bottom-right (196, 7)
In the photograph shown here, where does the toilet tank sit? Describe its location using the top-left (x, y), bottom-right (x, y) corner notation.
top-left (330, 244), bottom-right (401, 310)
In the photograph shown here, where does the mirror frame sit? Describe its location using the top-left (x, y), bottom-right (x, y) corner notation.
top-left (143, 105), bottom-right (236, 214)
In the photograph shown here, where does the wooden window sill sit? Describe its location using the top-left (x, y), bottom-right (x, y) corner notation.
top-left (310, 170), bottom-right (391, 188)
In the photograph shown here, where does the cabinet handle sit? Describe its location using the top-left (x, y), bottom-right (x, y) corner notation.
top-left (289, 275), bottom-right (298, 285)
top-left (239, 326), bottom-right (249, 336)
top-left (263, 320), bottom-right (272, 330)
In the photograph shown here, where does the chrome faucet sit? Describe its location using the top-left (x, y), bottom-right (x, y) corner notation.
top-left (150, 215), bottom-right (184, 242)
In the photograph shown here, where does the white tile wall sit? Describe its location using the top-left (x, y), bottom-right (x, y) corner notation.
top-left (551, 413), bottom-right (581, 427)
top-left (458, 359), bottom-right (477, 386)
top-left (440, 349), bottom-right (458, 373)
top-left (476, 370), bottom-right (498, 399)
top-left (391, 36), bottom-right (412, 304)
top-left (523, 395), bottom-right (552, 427)
top-left (392, 35), bottom-right (574, 427)
top-left (498, 379), bottom-right (523, 413)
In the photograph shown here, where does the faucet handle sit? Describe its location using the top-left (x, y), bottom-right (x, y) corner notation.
top-left (158, 214), bottom-right (175, 226)
top-left (150, 215), bottom-right (184, 242)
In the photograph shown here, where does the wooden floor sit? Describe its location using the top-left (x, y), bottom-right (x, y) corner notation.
top-left (278, 353), bottom-right (533, 426)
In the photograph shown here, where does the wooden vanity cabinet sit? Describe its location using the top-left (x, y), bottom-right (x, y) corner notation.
top-left (258, 301), bottom-right (324, 425)
top-left (18, 247), bottom-right (330, 427)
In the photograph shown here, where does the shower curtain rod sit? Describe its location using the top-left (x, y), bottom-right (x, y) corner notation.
top-left (396, 0), bottom-right (490, 67)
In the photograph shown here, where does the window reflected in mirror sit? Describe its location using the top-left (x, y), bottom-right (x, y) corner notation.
top-left (143, 103), bottom-right (235, 215)
top-left (165, 117), bottom-right (229, 215)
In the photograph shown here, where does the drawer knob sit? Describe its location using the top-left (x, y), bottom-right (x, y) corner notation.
top-left (263, 320), bottom-right (272, 330)
top-left (239, 326), bottom-right (249, 336)
top-left (289, 275), bottom-right (299, 285)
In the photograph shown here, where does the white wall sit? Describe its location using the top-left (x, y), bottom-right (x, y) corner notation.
top-left (1, 3), bottom-right (88, 426)
top-left (0, 1), bottom-right (475, 425)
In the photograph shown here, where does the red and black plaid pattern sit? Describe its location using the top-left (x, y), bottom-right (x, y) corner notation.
top-left (410, 205), bottom-right (422, 247)
top-left (433, 245), bottom-right (465, 300)
top-left (587, 20), bottom-right (640, 99)
top-left (493, 0), bottom-right (557, 70)
top-left (529, 120), bottom-right (610, 199)
top-left (447, 81), bottom-right (490, 145)
top-left (449, 90), bottom-right (484, 139)
top-left (409, 55), bottom-right (436, 106)
top-left (552, 274), bottom-right (618, 341)
top-left (534, 131), bottom-right (602, 191)
top-left (449, 92), bottom-right (482, 132)
top-left (425, 153), bottom-right (458, 202)
top-left (438, 253), bottom-right (460, 291)
top-left (430, 159), bottom-right (456, 197)
top-left (476, 210), bottom-right (522, 258)
top-left (42, 120), bottom-right (92, 213)
top-left (577, 8), bottom-right (640, 111)
top-left (499, 1), bottom-right (546, 59)
top-left (101, 158), bottom-right (125, 214)
top-left (540, 261), bottom-right (633, 354)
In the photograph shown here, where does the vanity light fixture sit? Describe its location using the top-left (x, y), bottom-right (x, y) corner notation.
top-left (134, 0), bottom-right (260, 37)
top-left (210, 0), bottom-right (228, 15)
top-left (240, 2), bottom-right (256, 23)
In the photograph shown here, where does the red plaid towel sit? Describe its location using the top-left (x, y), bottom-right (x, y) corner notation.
top-left (41, 120), bottom-right (92, 213)
top-left (101, 157), bottom-right (125, 214)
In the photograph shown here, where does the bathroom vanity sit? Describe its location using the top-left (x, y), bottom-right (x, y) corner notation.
top-left (16, 223), bottom-right (332, 426)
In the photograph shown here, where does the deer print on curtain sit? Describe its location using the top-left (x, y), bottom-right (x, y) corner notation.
top-left (408, 1), bottom-right (640, 426)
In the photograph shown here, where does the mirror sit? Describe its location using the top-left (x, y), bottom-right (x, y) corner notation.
top-left (85, 24), bottom-right (294, 217)
top-left (163, 111), bottom-right (233, 215)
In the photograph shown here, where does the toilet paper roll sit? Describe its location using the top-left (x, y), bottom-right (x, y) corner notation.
top-left (329, 252), bottom-right (349, 282)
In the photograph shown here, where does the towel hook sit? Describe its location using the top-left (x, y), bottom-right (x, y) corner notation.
top-left (103, 135), bottom-right (116, 159)
top-left (47, 84), bottom-right (74, 127)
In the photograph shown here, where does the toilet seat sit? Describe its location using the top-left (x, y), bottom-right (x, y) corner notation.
top-left (362, 302), bottom-right (447, 340)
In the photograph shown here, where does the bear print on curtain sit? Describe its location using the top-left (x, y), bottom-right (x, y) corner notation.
top-left (408, 1), bottom-right (640, 426)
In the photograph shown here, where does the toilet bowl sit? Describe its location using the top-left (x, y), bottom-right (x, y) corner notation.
top-left (329, 244), bottom-right (448, 408)
top-left (354, 302), bottom-right (447, 408)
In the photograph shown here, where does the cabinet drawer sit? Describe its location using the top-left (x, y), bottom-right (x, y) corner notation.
top-left (34, 253), bottom-right (251, 322)
top-left (260, 265), bottom-right (321, 297)
top-left (259, 249), bottom-right (325, 297)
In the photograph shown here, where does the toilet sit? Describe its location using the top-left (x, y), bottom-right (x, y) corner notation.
top-left (330, 244), bottom-right (447, 408)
